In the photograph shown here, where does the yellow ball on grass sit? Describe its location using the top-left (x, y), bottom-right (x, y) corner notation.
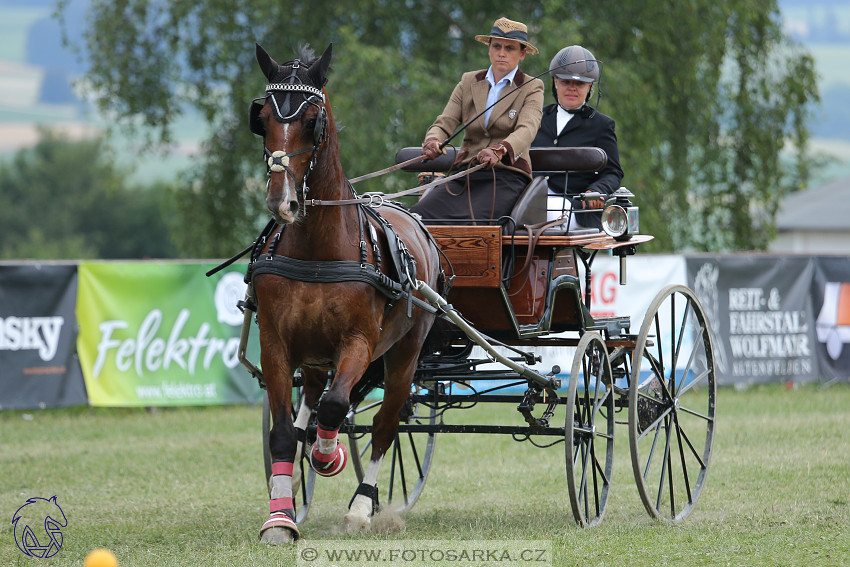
top-left (84, 548), bottom-right (118, 567)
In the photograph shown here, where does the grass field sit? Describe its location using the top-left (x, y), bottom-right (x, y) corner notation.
top-left (1, 383), bottom-right (849, 566)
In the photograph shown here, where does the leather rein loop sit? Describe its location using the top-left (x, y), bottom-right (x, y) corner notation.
top-left (306, 162), bottom-right (487, 207)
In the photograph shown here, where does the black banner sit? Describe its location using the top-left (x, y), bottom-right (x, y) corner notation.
top-left (687, 256), bottom-right (819, 385)
top-left (0, 264), bottom-right (87, 409)
top-left (811, 257), bottom-right (850, 384)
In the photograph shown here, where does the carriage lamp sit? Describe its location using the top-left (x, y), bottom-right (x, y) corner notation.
top-left (601, 188), bottom-right (639, 241)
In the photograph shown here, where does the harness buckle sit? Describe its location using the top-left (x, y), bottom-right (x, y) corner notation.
top-left (363, 192), bottom-right (385, 208)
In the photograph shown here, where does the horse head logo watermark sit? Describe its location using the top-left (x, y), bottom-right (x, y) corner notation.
top-left (11, 496), bottom-right (67, 559)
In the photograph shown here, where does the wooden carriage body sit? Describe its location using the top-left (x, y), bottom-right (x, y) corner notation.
top-left (396, 146), bottom-right (651, 340)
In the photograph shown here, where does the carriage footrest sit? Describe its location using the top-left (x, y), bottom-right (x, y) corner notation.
top-left (588, 316), bottom-right (631, 336)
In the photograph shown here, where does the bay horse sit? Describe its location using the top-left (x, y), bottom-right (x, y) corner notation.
top-left (245, 43), bottom-right (442, 544)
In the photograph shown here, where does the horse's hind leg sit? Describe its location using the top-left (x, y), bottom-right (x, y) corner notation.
top-left (344, 339), bottom-right (423, 532)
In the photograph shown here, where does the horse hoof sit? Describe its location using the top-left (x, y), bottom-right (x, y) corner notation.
top-left (259, 526), bottom-right (297, 545)
top-left (343, 510), bottom-right (371, 534)
top-left (259, 513), bottom-right (299, 544)
top-left (310, 442), bottom-right (349, 477)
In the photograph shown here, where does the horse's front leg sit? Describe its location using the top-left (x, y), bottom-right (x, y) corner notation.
top-left (257, 338), bottom-right (301, 544)
top-left (308, 349), bottom-right (371, 478)
top-left (290, 368), bottom-right (328, 496)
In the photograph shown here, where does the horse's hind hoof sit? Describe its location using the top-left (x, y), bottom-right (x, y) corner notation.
top-left (343, 510), bottom-right (372, 534)
top-left (259, 526), bottom-right (298, 545)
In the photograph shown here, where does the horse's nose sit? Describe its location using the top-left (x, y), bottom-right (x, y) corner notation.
top-left (288, 199), bottom-right (299, 215)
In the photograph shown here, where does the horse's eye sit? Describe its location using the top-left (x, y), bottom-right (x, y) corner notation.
top-left (306, 118), bottom-right (317, 130)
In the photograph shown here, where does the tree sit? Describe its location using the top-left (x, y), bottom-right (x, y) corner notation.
top-left (61, 0), bottom-right (818, 253)
top-left (0, 129), bottom-right (179, 260)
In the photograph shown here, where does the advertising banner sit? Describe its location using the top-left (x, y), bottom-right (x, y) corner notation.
top-left (76, 262), bottom-right (262, 407)
top-left (0, 264), bottom-right (87, 410)
top-left (587, 254), bottom-right (686, 323)
top-left (811, 257), bottom-right (850, 383)
top-left (686, 256), bottom-right (818, 385)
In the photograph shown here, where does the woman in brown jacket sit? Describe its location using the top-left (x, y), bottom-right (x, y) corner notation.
top-left (410, 17), bottom-right (544, 222)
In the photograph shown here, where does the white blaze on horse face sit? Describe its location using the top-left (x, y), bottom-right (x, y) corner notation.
top-left (268, 123), bottom-right (300, 224)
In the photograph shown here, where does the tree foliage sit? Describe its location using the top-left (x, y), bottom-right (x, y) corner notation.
top-left (63, 0), bottom-right (818, 254)
top-left (0, 130), bottom-right (179, 260)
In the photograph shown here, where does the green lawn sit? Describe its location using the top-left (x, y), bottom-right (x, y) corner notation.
top-left (1, 383), bottom-right (848, 566)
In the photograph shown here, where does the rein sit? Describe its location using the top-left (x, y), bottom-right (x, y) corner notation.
top-left (348, 153), bottom-right (432, 184)
top-left (307, 162), bottom-right (487, 207)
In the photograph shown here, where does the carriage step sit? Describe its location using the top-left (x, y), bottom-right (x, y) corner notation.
top-left (588, 315), bottom-right (632, 335)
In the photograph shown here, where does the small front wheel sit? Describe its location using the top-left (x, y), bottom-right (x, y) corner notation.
top-left (565, 332), bottom-right (615, 527)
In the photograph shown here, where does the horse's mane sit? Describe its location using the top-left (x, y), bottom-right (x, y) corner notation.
top-left (295, 44), bottom-right (332, 76)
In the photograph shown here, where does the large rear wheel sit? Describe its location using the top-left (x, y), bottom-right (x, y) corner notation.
top-left (565, 332), bottom-right (615, 527)
top-left (629, 285), bottom-right (716, 522)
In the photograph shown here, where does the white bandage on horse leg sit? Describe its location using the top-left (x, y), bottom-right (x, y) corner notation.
top-left (349, 457), bottom-right (383, 516)
top-left (316, 425), bottom-right (339, 454)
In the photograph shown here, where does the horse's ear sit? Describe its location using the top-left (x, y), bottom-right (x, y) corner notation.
top-left (256, 43), bottom-right (279, 81)
top-left (310, 43), bottom-right (333, 87)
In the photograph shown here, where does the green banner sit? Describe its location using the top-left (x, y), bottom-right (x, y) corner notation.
top-left (77, 262), bottom-right (261, 407)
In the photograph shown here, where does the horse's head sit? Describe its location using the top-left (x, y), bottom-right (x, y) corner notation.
top-left (250, 43), bottom-right (333, 225)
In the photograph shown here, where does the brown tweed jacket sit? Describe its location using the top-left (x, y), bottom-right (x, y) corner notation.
top-left (425, 69), bottom-right (544, 179)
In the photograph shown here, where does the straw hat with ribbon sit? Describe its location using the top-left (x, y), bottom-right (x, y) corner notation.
top-left (474, 17), bottom-right (538, 55)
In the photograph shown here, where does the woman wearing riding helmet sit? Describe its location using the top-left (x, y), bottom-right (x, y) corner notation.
top-left (532, 45), bottom-right (623, 230)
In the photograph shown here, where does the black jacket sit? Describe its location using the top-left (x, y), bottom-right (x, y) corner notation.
top-left (532, 103), bottom-right (624, 227)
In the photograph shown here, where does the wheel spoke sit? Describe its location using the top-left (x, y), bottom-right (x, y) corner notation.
top-left (567, 332), bottom-right (614, 527)
top-left (673, 412), bottom-right (708, 470)
top-left (636, 404), bottom-right (674, 441)
top-left (655, 414), bottom-right (674, 512)
top-left (347, 388), bottom-right (437, 514)
top-left (673, 412), bottom-right (694, 506)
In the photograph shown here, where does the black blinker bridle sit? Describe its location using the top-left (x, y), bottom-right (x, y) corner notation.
top-left (254, 59), bottom-right (329, 199)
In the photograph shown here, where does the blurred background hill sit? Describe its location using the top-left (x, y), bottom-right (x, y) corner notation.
top-left (2, 0), bottom-right (849, 181)
top-left (0, 0), bottom-right (206, 183)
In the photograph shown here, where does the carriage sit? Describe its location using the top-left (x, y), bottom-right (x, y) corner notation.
top-left (246, 142), bottom-right (717, 528)
top-left (234, 43), bottom-right (716, 542)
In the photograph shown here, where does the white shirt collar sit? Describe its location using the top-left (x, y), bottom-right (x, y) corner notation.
top-left (556, 104), bottom-right (576, 135)
top-left (485, 65), bottom-right (519, 87)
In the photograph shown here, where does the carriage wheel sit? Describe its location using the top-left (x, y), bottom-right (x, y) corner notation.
top-left (629, 285), bottom-right (717, 522)
top-left (565, 332), bottom-right (615, 527)
top-left (346, 385), bottom-right (437, 513)
top-left (263, 388), bottom-right (316, 524)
